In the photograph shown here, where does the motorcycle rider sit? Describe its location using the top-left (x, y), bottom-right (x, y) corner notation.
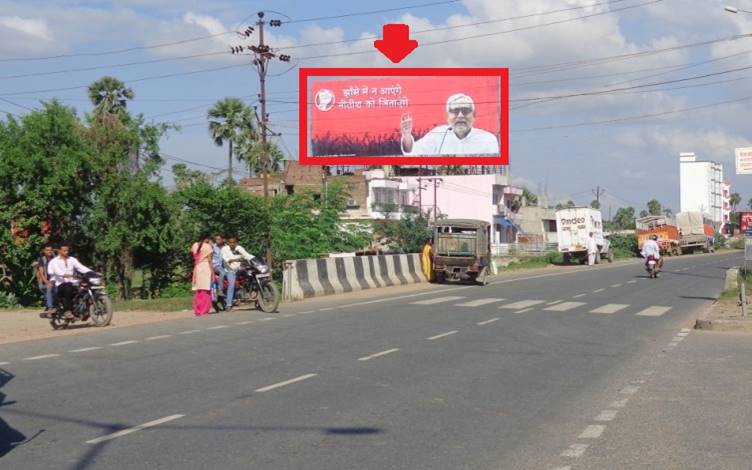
top-left (221, 236), bottom-right (254, 310)
top-left (44, 243), bottom-right (93, 319)
top-left (212, 234), bottom-right (226, 303)
top-left (641, 234), bottom-right (663, 273)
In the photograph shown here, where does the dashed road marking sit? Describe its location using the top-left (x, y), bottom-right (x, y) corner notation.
top-left (0, 362), bottom-right (9, 366)
top-left (635, 306), bottom-right (671, 317)
top-left (412, 296), bottom-right (465, 305)
top-left (70, 347), bottom-right (103, 353)
top-left (299, 310), bottom-right (315, 314)
top-left (572, 294), bottom-right (587, 299)
top-left (358, 348), bottom-right (400, 361)
top-left (547, 300), bottom-right (563, 305)
top-left (23, 354), bottom-right (60, 361)
top-left (427, 330), bottom-right (458, 341)
top-left (627, 280), bottom-right (637, 284)
top-left (207, 325), bottom-right (229, 330)
top-left (86, 414), bottom-right (185, 444)
top-left (579, 425), bottom-right (606, 439)
top-left (235, 321), bottom-right (254, 325)
top-left (282, 314), bottom-right (294, 318)
top-left (477, 317), bottom-right (500, 326)
top-left (255, 373), bottom-right (318, 393)
top-left (593, 288), bottom-right (605, 293)
top-left (514, 308), bottom-right (534, 314)
top-left (561, 443), bottom-right (589, 458)
top-left (455, 298), bottom-right (504, 307)
top-left (545, 301), bottom-right (586, 312)
top-left (681, 328), bottom-right (691, 333)
top-left (673, 336), bottom-right (685, 342)
top-left (110, 340), bottom-right (140, 347)
top-left (318, 307), bottom-right (333, 311)
top-left (667, 342), bottom-right (678, 347)
top-left (259, 317), bottom-right (276, 321)
top-left (178, 330), bottom-right (200, 335)
top-left (147, 335), bottom-right (172, 341)
top-left (589, 304), bottom-right (629, 314)
top-left (500, 300), bottom-right (545, 310)
top-left (620, 385), bottom-right (640, 395)
top-left (610, 398), bottom-right (629, 408)
top-left (677, 332), bottom-right (689, 337)
top-left (595, 410), bottom-right (618, 421)
top-left (611, 283), bottom-right (623, 288)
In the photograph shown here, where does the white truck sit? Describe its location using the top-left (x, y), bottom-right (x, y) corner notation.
top-left (556, 207), bottom-right (613, 264)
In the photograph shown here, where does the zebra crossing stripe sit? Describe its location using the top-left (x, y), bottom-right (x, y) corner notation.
top-left (635, 306), bottom-right (672, 317)
top-left (544, 302), bottom-right (586, 312)
top-left (412, 296), bottom-right (465, 305)
top-left (590, 304), bottom-right (629, 314)
top-left (456, 298), bottom-right (505, 307)
top-left (500, 300), bottom-right (545, 310)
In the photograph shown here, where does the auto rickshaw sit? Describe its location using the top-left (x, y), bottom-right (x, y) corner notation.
top-left (432, 219), bottom-right (491, 285)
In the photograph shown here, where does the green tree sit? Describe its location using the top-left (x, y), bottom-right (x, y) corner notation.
top-left (237, 140), bottom-right (284, 175)
top-left (730, 192), bottom-right (741, 212)
top-left (523, 188), bottom-right (538, 206)
top-left (207, 98), bottom-right (255, 182)
top-left (590, 199), bottom-right (600, 210)
top-left (639, 209), bottom-right (648, 218)
top-left (87, 76), bottom-right (134, 115)
top-left (647, 199), bottom-right (662, 216)
top-left (611, 207), bottom-right (636, 230)
top-left (566, 200), bottom-right (576, 208)
top-left (378, 214), bottom-right (430, 253)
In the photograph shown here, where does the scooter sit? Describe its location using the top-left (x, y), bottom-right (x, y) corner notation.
top-left (645, 255), bottom-right (660, 279)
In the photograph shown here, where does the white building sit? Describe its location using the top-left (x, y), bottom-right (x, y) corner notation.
top-left (722, 182), bottom-right (731, 226)
top-left (679, 153), bottom-right (724, 227)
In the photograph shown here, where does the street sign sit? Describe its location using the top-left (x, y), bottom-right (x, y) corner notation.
top-left (745, 237), bottom-right (752, 261)
top-left (735, 147), bottom-right (752, 175)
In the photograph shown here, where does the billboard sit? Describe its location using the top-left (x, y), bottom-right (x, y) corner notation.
top-left (740, 211), bottom-right (752, 234)
top-left (299, 68), bottom-right (508, 165)
top-left (735, 147), bottom-right (752, 175)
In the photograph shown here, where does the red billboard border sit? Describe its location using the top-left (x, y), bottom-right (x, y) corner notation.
top-left (298, 67), bottom-right (509, 166)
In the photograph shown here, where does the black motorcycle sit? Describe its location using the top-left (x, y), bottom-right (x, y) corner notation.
top-left (48, 272), bottom-right (113, 330)
top-left (213, 257), bottom-right (279, 313)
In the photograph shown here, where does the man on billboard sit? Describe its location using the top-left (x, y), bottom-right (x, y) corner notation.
top-left (400, 93), bottom-right (499, 156)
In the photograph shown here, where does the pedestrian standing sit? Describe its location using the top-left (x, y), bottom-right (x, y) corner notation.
top-left (191, 232), bottom-right (214, 316)
top-left (586, 232), bottom-right (598, 266)
top-left (212, 234), bottom-right (225, 303)
top-left (421, 238), bottom-right (435, 282)
top-left (35, 244), bottom-right (56, 313)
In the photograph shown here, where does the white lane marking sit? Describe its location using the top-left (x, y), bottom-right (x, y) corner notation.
top-left (572, 294), bottom-right (587, 299)
top-left (500, 300), bottom-right (545, 310)
top-left (427, 330), bottom-right (459, 341)
top-left (0, 362), bottom-right (9, 366)
top-left (595, 410), bottom-right (618, 421)
top-left (282, 314), bottom-right (294, 318)
top-left (635, 306), bottom-right (671, 317)
top-left (627, 280), bottom-right (637, 284)
top-left (611, 283), bottom-right (623, 288)
top-left (207, 325), bottom-right (229, 330)
top-left (673, 336), bottom-right (685, 342)
top-left (579, 425), bottom-right (606, 439)
top-left (593, 288), bottom-right (605, 293)
top-left (235, 321), bottom-right (254, 326)
top-left (589, 304), bottom-right (629, 314)
top-left (677, 332), bottom-right (689, 337)
top-left (667, 342), bottom-right (678, 347)
top-left (338, 285), bottom-right (473, 309)
top-left (610, 398), bottom-right (629, 408)
top-left (318, 308), bottom-right (333, 311)
top-left (547, 300), bottom-right (563, 305)
top-left (412, 296), bottom-right (465, 305)
top-left (680, 328), bottom-right (691, 333)
top-left (23, 354), bottom-right (60, 361)
top-left (178, 330), bottom-right (200, 335)
top-left (70, 347), bottom-right (103, 353)
top-left (358, 348), bottom-right (400, 361)
top-left (110, 340), bottom-right (140, 346)
top-left (86, 414), bottom-right (185, 444)
top-left (544, 301), bottom-right (586, 312)
top-left (631, 379), bottom-right (646, 384)
top-left (561, 443), bottom-right (589, 458)
top-left (514, 308), bottom-right (534, 314)
top-left (620, 385), bottom-right (640, 395)
top-left (455, 298), bottom-right (505, 307)
top-left (298, 310), bottom-right (315, 314)
top-left (477, 317), bottom-right (500, 326)
top-left (255, 373), bottom-right (318, 393)
top-left (259, 317), bottom-right (276, 321)
top-left (147, 335), bottom-right (172, 341)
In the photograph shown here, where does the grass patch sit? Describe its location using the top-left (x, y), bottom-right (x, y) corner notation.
top-left (718, 270), bottom-right (752, 304)
top-left (501, 252), bottom-right (563, 271)
top-left (113, 296), bottom-right (192, 312)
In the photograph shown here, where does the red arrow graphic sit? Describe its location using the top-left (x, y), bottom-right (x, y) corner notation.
top-left (373, 24), bottom-right (419, 63)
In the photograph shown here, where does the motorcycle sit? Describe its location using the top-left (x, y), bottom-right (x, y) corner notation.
top-left (212, 257), bottom-right (279, 313)
top-left (48, 272), bottom-right (113, 330)
top-left (645, 255), bottom-right (660, 279)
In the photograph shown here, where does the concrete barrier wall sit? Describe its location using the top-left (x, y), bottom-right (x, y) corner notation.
top-left (283, 254), bottom-right (426, 301)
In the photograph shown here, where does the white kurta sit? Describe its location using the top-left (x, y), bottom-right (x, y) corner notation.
top-left (402, 125), bottom-right (499, 156)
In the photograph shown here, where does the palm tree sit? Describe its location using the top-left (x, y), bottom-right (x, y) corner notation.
top-left (237, 139), bottom-right (284, 175)
top-left (88, 76), bottom-right (134, 114)
top-left (207, 98), bottom-right (254, 182)
top-left (730, 192), bottom-right (741, 212)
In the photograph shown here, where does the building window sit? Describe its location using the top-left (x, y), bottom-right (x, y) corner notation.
top-left (373, 188), bottom-right (398, 205)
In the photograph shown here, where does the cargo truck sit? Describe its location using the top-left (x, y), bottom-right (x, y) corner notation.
top-left (675, 212), bottom-right (715, 254)
top-left (556, 208), bottom-right (613, 264)
top-left (635, 212), bottom-right (714, 255)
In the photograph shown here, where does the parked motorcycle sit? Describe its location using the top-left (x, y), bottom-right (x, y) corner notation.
top-left (213, 257), bottom-right (279, 313)
top-left (48, 272), bottom-right (113, 329)
top-left (645, 255), bottom-right (659, 279)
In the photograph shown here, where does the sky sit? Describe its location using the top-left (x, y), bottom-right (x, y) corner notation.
top-left (1, 0), bottom-right (751, 213)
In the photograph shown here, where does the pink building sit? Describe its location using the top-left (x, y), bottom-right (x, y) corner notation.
top-left (723, 182), bottom-right (731, 225)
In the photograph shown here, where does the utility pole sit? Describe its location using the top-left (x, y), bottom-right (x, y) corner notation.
top-left (592, 186), bottom-right (605, 208)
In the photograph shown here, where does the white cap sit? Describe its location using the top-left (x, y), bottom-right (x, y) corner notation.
top-left (446, 93), bottom-right (475, 113)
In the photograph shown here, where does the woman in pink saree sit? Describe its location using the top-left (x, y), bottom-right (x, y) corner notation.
top-left (191, 233), bottom-right (214, 316)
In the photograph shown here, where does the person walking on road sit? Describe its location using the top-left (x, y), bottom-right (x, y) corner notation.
top-left (191, 232), bottom-right (214, 316)
top-left (35, 244), bottom-right (56, 314)
top-left (421, 238), bottom-right (435, 282)
top-left (586, 232), bottom-right (598, 266)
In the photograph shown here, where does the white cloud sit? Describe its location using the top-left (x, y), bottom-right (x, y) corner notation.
top-left (0, 16), bottom-right (52, 40)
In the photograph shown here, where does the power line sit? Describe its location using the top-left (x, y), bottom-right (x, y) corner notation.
top-left (0, 97), bottom-right (35, 112)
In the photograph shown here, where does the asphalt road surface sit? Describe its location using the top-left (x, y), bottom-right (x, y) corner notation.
top-left (0, 252), bottom-right (741, 469)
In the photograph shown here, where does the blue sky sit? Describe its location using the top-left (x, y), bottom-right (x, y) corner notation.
top-left (1, 0), bottom-right (751, 212)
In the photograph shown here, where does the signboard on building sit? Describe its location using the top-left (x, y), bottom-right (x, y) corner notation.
top-left (740, 212), bottom-right (752, 235)
top-left (735, 147), bottom-right (752, 174)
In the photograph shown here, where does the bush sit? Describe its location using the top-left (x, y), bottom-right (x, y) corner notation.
top-left (157, 282), bottom-right (191, 299)
top-left (608, 234), bottom-right (638, 258)
top-left (714, 233), bottom-right (727, 249)
top-left (730, 238), bottom-right (745, 250)
top-left (0, 291), bottom-right (19, 308)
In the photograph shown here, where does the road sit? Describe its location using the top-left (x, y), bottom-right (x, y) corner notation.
top-left (0, 252), bottom-right (741, 469)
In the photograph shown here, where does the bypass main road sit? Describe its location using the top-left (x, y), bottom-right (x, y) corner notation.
top-left (0, 252), bottom-right (740, 469)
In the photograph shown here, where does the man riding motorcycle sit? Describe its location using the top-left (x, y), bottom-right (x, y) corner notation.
top-left (641, 234), bottom-right (663, 273)
top-left (220, 236), bottom-right (254, 310)
top-left (43, 244), bottom-right (93, 319)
